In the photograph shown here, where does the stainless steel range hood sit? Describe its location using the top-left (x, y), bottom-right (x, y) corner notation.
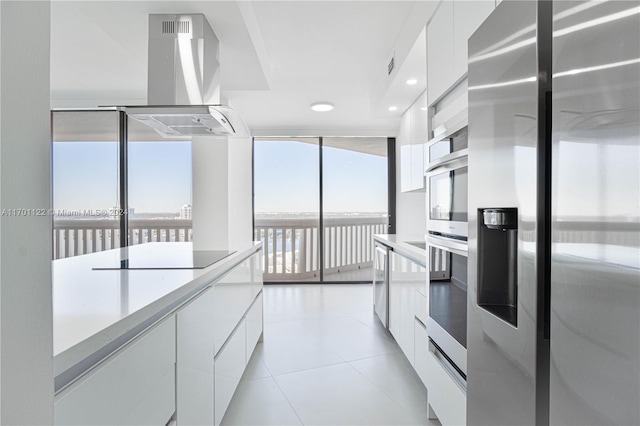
top-left (123, 14), bottom-right (244, 138)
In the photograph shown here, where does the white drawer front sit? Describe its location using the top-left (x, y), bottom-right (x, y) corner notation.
top-left (212, 255), bottom-right (262, 355)
top-left (214, 319), bottom-right (247, 426)
top-left (245, 292), bottom-right (263, 361)
top-left (426, 349), bottom-right (466, 426)
top-left (414, 319), bottom-right (429, 387)
top-left (415, 290), bottom-right (427, 325)
top-left (55, 316), bottom-right (176, 426)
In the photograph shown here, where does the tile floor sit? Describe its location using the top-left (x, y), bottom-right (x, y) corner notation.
top-left (221, 284), bottom-right (441, 426)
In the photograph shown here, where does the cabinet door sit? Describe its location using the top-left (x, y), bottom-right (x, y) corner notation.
top-left (245, 292), bottom-right (264, 361)
top-left (390, 251), bottom-right (427, 366)
top-left (54, 317), bottom-right (176, 426)
top-left (414, 319), bottom-right (429, 387)
top-left (427, 0), bottom-right (455, 105)
top-left (399, 110), bottom-right (414, 192)
top-left (453, 0), bottom-right (495, 78)
top-left (389, 252), bottom-right (401, 340)
top-left (399, 255), bottom-right (427, 366)
top-left (426, 345), bottom-right (467, 426)
top-left (214, 319), bottom-right (247, 426)
top-left (176, 287), bottom-right (216, 426)
top-left (212, 253), bottom-right (262, 355)
top-left (410, 92), bottom-right (427, 190)
top-left (410, 143), bottom-right (425, 191)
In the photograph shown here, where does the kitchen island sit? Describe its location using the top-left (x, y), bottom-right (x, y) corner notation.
top-left (53, 241), bottom-right (263, 425)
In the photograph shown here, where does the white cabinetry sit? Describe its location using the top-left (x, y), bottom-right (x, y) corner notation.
top-left (427, 0), bottom-right (455, 105)
top-left (177, 252), bottom-right (263, 426)
top-left (54, 317), bottom-right (176, 426)
top-left (389, 250), bottom-right (427, 365)
top-left (453, 0), bottom-right (495, 78)
top-left (426, 343), bottom-right (467, 426)
top-left (414, 318), bottom-right (429, 387)
top-left (400, 91), bottom-right (428, 192)
top-left (427, 0), bottom-right (494, 105)
top-left (176, 286), bottom-right (216, 426)
top-left (215, 318), bottom-right (247, 426)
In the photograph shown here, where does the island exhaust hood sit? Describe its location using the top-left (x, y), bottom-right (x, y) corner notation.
top-left (122, 14), bottom-right (244, 138)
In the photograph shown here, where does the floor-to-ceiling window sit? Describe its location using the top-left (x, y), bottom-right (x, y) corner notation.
top-left (253, 137), bottom-right (393, 283)
top-left (52, 111), bottom-right (120, 258)
top-left (52, 110), bottom-right (193, 259)
top-left (254, 138), bottom-right (321, 281)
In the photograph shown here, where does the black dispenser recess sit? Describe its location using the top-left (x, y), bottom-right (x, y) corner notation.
top-left (477, 208), bottom-right (518, 327)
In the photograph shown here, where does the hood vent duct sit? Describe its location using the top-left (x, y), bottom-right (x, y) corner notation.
top-left (122, 14), bottom-right (245, 138)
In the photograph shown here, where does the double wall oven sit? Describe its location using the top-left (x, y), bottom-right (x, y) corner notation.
top-left (426, 118), bottom-right (469, 381)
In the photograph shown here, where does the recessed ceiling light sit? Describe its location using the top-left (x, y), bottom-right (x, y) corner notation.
top-left (310, 102), bottom-right (334, 112)
top-left (406, 78), bottom-right (418, 85)
top-left (388, 106), bottom-right (398, 111)
top-left (420, 107), bottom-right (428, 111)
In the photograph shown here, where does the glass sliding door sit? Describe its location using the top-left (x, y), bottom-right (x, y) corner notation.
top-left (253, 138), bottom-right (320, 282)
top-left (322, 137), bottom-right (389, 282)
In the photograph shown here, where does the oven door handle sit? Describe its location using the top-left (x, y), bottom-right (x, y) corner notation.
top-left (426, 235), bottom-right (468, 257)
top-left (425, 149), bottom-right (468, 173)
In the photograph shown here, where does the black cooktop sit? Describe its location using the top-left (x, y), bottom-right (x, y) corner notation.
top-left (93, 250), bottom-right (236, 270)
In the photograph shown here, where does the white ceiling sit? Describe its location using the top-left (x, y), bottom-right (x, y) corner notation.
top-left (50, 1), bottom-right (437, 136)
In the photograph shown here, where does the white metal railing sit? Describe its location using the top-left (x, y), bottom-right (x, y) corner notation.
top-left (254, 216), bottom-right (388, 280)
top-left (53, 219), bottom-right (192, 259)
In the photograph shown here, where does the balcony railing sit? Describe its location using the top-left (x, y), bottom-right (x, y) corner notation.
top-left (254, 216), bottom-right (388, 281)
top-left (53, 219), bottom-right (192, 259)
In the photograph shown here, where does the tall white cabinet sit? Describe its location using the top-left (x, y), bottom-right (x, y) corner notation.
top-left (427, 0), bottom-right (495, 105)
top-left (399, 91), bottom-right (428, 193)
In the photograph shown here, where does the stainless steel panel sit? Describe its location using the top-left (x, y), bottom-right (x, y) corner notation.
top-left (467, 1), bottom-right (550, 424)
top-left (551, 1), bottom-right (640, 425)
top-left (147, 14), bottom-right (220, 106)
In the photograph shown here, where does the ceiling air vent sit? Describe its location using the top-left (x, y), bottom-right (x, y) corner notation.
top-left (161, 19), bottom-right (191, 35)
top-left (388, 56), bottom-right (395, 75)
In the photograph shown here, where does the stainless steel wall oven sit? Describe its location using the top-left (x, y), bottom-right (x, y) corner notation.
top-left (426, 125), bottom-right (469, 240)
top-left (427, 234), bottom-right (468, 378)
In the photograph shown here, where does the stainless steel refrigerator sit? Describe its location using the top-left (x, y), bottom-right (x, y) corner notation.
top-left (467, 1), bottom-right (639, 425)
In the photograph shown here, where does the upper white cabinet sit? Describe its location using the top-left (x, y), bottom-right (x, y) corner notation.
top-left (427, 0), bottom-right (494, 105)
top-left (453, 0), bottom-right (495, 77)
top-left (427, 0), bottom-right (455, 105)
top-left (399, 110), bottom-right (413, 193)
top-left (400, 91), bottom-right (428, 193)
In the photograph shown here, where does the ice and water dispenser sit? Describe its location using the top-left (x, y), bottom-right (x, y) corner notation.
top-left (477, 208), bottom-right (518, 327)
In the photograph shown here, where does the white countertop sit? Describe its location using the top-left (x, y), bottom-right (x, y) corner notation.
top-left (53, 242), bottom-right (261, 379)
top-left (373, 234), bottom-right (427, 264)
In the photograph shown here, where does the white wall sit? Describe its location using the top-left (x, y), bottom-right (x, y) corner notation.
top-left (395, 141), bottom-right (426, 237)
top-left (0, 1), bottom-right (54, 424)
top-left (227, 136), bottom-right (254, 249)
top-left (192, 137), bottom-right (230, 250)
top-left (192, 136), bottom-right (254, 250)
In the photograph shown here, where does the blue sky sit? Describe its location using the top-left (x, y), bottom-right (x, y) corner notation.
top-left (53, 139), bottom-right (387, 215)
top-left (254, 140), bottom-right (387, 213)
top-left (53, 141), bottom-right (192, 213)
